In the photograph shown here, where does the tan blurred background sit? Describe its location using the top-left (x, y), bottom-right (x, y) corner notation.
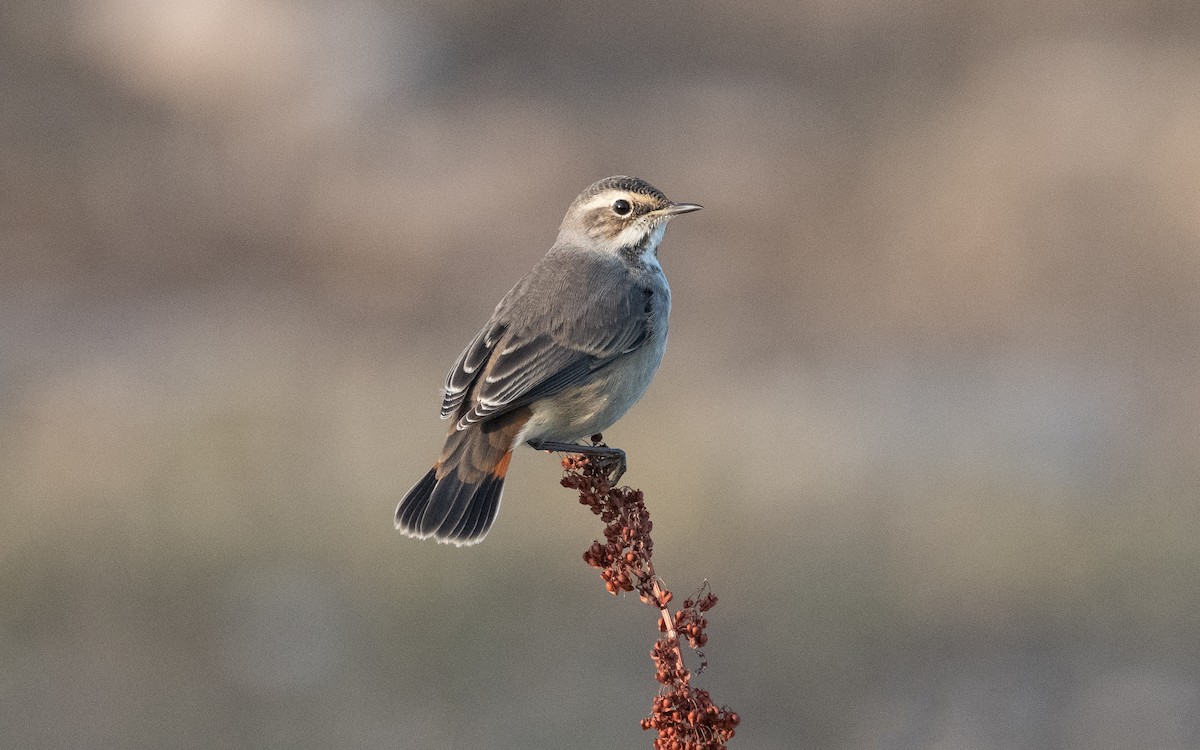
top-left (3, 1), bottom-right (1200, 748)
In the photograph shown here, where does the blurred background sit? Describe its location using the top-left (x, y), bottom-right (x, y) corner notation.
top-left (2, 1), bottom-right (1199, 748)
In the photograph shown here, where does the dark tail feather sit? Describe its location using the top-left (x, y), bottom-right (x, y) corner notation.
top-left (453, 471), bottom-right (505, 541)
top-left (394, 459), bottom-right (509, 546)
top-left (395, 413), bottom-right (526, 546)
top-left (395, 466), bottom-right (438, 533)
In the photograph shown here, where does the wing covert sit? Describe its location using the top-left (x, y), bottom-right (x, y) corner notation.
top-left (439, 249), bottom-right (660, 429)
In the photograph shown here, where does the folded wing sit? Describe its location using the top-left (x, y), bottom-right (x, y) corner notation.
top-left (439, 258), bottom-right (651, 429)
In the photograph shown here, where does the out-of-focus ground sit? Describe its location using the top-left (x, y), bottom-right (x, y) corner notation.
top-left (3, 1), bottom-right (1200, 748)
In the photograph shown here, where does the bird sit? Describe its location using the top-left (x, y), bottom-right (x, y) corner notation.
top-left (395, 176), bottom-right (701, 546)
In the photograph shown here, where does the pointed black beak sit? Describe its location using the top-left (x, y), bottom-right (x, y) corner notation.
top-left (654, 202), bottom-right (702, 217)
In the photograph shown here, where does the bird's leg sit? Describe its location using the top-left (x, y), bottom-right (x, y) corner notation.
top-left (527, 438), bottom-right (627, 484)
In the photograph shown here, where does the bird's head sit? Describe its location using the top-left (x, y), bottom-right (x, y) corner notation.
top-left (557, 176), bottom-right (701, 259)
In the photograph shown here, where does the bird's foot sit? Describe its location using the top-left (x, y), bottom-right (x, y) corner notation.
top-left (528, 434), bottom-right (627, 484)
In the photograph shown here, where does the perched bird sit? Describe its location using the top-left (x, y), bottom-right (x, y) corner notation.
top-left (395, 176), bottom-right (701, 546)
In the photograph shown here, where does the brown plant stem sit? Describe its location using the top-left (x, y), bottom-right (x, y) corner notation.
top-left (648, 566), bottom-right (688, 683)
top-left (561, 435), bottom-right (739, 750)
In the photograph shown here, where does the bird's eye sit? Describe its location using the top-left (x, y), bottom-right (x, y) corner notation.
top-left (612, 199), bottom-right (632, 216)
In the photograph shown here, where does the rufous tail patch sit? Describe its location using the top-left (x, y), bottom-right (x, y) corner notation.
top-left (492, 451), bottom-right (513, 479)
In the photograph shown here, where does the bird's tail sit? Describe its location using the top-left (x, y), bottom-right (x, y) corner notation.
top-left (395, 411), bottom-right (528, 545)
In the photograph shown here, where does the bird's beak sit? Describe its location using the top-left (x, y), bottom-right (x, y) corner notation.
top-left (652, 202), bottom-right (703, 217)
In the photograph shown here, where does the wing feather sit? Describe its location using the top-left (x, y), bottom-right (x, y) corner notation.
top-left (441, 321), bottom-right (505, 418)
top-left (439, 251), bottom-right (656, 428)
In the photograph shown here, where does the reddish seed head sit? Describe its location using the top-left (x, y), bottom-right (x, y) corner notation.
top-left (565, 450), bottom-right (736, 747)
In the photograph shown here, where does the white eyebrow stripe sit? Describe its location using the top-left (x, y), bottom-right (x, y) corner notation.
top-left (576, 191), bottom-right (626, 214)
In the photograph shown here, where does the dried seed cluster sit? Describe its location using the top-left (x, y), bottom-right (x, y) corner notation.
top-left (644, 587), bottom-right (738, 749)
top-left (560, 436), bottom-right (740, 749)
top-left (643, 686), bottom-right (740, 750)
top-left (563, 453), bottom-right (657, 600)
top-left (668, 591), bottom-right (720, 650)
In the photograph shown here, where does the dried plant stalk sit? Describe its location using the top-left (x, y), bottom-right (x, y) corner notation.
top-left (561, 437), bottom-right (740, 750)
